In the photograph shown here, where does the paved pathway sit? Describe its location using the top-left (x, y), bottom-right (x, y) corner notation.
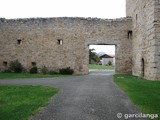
top-left (0, 70), bottom-right (145, 120)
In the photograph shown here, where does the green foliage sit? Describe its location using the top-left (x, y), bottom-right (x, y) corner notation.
top-left (114, 74), bottom-right (160, 118)
top-left (89, 49), bottom-right (100, 64)
top-left (59, 67), bottom-right (74, 75)
top-left (108, 61), bottom-right (112, 66)
top-left (41, 66), bottom-right (48, 74)
top-left (0, 86), bottom-right (59, 120)
top-left (2, 68), bottom-right (12, 73)
top-left (9, 60), bottom-right (24, 73)
top-left (94, 55), bottom-right (100, 63)
top-left (49, 70), bottom-right (59, 75)
top-left (29, 66), bottom-right (38, 74)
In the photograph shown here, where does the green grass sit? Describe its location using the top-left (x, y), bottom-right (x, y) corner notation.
top-left (89, 64), bottom-right (114, 70)
top-left (0, 86), bottom-right (59, 120)
top-left (0, 73), bottom-right (79, 79)
top-left (114, 74), bottom-right (160, 120)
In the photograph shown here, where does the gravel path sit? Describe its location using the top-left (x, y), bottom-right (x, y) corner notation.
top-left (0, 70), bottom-right (145, 120)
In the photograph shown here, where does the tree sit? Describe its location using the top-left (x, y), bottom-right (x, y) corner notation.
top-left (89, 49), bottom-right (100, 64)
top-left (95, 55), bottom-right (100, 64)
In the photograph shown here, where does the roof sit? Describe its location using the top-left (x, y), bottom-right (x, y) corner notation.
top-left (99, 54), bottom-right (114, 58)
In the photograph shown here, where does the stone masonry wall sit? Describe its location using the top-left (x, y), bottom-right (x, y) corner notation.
top-left (0, 17), bottom-right (132, 74)
top-left (126, 0), bottom-right (158, 80)
top-left (153, 0), bottom-right (160, 79)
top-left (1, 0), bottom-right (159, 80)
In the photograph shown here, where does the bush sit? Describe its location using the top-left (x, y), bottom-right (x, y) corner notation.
top-left (59, 67), bottom-right (74, 75)
top-left (29, 66), bottom-right (38, 74)
top-left (108, 61), bottom-right (112, 66)
top-left (22, 67), bottom-right (27, 73)
top-left (9, 60), bottom-right (24, 73)
top-left (49, 70), bottom-right (59, 75)
top-left (41, 66), bottom-right (48, 74)
top-left (2, 68), bottom-right (12, 73)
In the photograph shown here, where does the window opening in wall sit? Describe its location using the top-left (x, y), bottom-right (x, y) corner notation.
top-left (3, 61), bottom-right (7, 67)
top-left (57, 39), bottom-right (63, 45)
top-left (128, 31), bottom-right (132, 39)
top-left (141, 58), bottom-right (145, 77)
top-left (32, 62), bottom-right (36, 66)
top-left (17, 39), bottom-right (22, 45)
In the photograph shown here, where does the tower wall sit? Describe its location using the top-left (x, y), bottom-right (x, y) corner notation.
top-left (126, 0), bottom-right (159, 80)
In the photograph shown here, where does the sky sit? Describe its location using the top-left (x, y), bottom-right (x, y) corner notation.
top-left (0, 0), bottom-right (126, 19)
top-left (89, 45), bottom-right (115, 55)
top-left (0, 0), bottom-right (125, 55)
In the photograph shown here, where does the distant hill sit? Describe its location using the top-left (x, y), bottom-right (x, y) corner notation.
top-left (97, 52), bottom-right (106, 56)
top-left (97, 52), bottom-right (115, 57)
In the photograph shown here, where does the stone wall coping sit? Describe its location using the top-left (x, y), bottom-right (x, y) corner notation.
top-left (0, 17), bottom-right (132, 24)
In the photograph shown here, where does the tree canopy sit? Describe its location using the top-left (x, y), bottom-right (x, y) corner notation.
top-left (89, 49), bottom-right (100, 64)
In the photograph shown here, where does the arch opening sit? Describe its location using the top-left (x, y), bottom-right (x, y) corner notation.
top-left (88, 44), bottom-right (116, 73)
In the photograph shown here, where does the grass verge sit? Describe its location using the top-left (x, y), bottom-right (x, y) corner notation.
top-left (114, 74), bottom-right (160, 120)
top-left (0, 86), bottom-right (59, 120)
top-left (0, 73), bottom-right (80, 79)
top-left (89, 64), bottom-right (114, 70)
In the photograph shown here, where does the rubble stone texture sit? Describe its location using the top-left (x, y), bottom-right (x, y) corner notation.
top-left (127, 0), bottom-right (160, 80)
top-left (0, 0), bottom-right (160, 80)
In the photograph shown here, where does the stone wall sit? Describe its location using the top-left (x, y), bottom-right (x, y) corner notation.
top-left (153, 0), bottom-right (160, 79)
top-left (0, 17), bottom-right (132, 74)
top-left (1, 0), bottom-right (160, 80)
top-left (126, 0), bottom-right (160, 80)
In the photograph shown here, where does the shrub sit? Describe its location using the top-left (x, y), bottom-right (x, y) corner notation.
top-left (59, 67), bottom-right (74, 75)
top-left (29, 66), bottom-right (38, 74)
top-left (2, 68), bottom-right (12, 73)
top-left (49, 70), bottom-right (59, 75)
top-left (108, 61), bottom-right (112, 66)
top-left (9, 60), bottom-right (24, 73)
top-left (22, 67), bottom-right (27, 73)
top-left (41, 66), bottom-right (48, 74)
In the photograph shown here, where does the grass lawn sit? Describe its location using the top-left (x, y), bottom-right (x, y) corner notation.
top-left (0, 86), bottom-right (59, 120)
top-left (89, 64), bottom-right (114, 70)
top-left (114, 74), bottom-right (160, 120)
top-left (0, 73), bottom-right (78, 79)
